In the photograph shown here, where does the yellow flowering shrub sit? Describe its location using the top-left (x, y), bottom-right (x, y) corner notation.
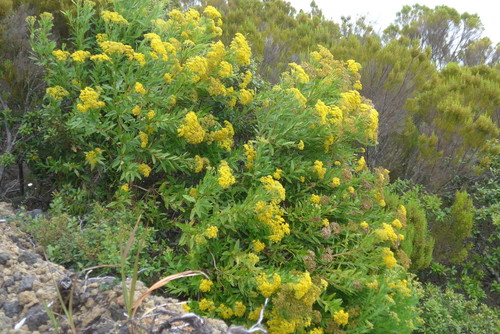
top-left (28, 2), bottom-right (423, 333)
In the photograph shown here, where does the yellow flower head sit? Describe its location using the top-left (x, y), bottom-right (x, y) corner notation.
top-left (239, 89), bottom-right (254, 105)
top-left (230, 33), bottom-right (251, 66)
top-left (77, 87), bottom-right (105, 112)
top-left (333, 310), bottom-right (349, 326)
top-left (198, 298), bottom-right (216, 311)
top-left (252, 240), bottom-right (265, 253)
top-left (71, 50), bottom-right (91, 62)
top-left (46, 86), bottom-right (69, 100)
top-left (52, 50), bottom-right (70, 61)
top-left (138, 163), bottom-right (152, 177)
top-left (297, 140), bottom-right (305, 150)
top-left (199, 279), bottom-right (214, 292)
top-left (331, 177), bottom-right (341, 187)
top-left (255, 273), bottom-right (281, 297)
top-left (134, 82), bottom-right (147, 94)
top-left (288, 62), bottom-right (310, 84)
top-left (178, 111), bottom-right (206, 144)
top-left (218, 160), bottom-right (236, 188)
top-left (392, 219), bottom-right (403, 229)
top-left (382, 247), bottom-right (397, 269)
top-left (203, 6), bottom-right (221, 19)
top-left (233, 302), bottom-right (246, 317)
top-left (100, 10), bottom-right (129, 24)
top-left (205, 226), bottom-right (219, 239)
top-left (313, 160), bottom-right (326, 179)
top-left (310, 194), bottom-right (321, 205)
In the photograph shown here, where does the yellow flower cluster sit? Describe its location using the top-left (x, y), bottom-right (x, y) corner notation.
top-left (194, 155), bottom-right (210, 173)
top-left (121, 184), bottom-right (129, 192)
top-left (217, 160), bottom-right (235, 188)
top-left (203, 6), bottom-right (222, 19)
top-left (355, 156), bottom-right (367, 172)
top-left (309, 328), bottom-right (324, 334)
top-left (331, 177), bottom-right (340, 187)
top-left (209, 121), bottom-right (234, 151)
top-left (389, 279), bottom-right (412, 297)
top-left (288, 63), bottom-right (310, 84)
top-left (85, 148), bottom-right (102, 167)
top-left (96, 33), bottom-right (108, 42)
top-left (52, 50), bottom-right (70, 61)
top-left (315, 100), bottom-right (341, 125)
top-left (206, 41), bottom-right (226, 68)
top-left (233, 301), bottom-right (246, 317)
top-left (230, 33), bottom-right (251, 66)
top-left (239, 71), bottom-right (252, 89)
top-left (100, 10), bottom-right (129, 25)
top-left (46, 86), bottom-right (69, 100)
top-left (353, 80), bottom-right (363, 90)
top-left (178, 111), bottom-right (206, 144)
top-left (217, 304), bottom-right (233, 319)
top-left (313, 160), bottom-right (326, 179)
top-left (208, 78), bottom-right (226, 96)
top-left (255, 273), bottom-right (281, 297)
top-left (375, 223), bottom-right (399, 243)
top-left (340, 90), bottom-right (362, 112)
top-left (244, 142), bottom-right (256, 168)
top-left (199, 279), bottom-right (213, 292)
top-left (252, 240), bottom-right (265, 253)
top-left (205, 226), bottom-right (218, 239)
top-left (346, 59), bottom-right (361, 74)
top-left (218, 61), bottom-right (233, 78)
top-left (90, 54), bottom-right (111, 62)
top-left (99, 41), bottom-right (134, 57)
top-left (138, 163), bottom-right (152, 177)
top-left (134, 82), bottom-right (147, 94)
top-left (247, 253), bottom-right (260, 265)
top-left (382, 247), bottom-right (397, 269)
top-left (366, 108), bottom-right (379, 142)
top-left (324, 135), bottom-right (335, 153)
top-left (71, 50), bottom-right (91, 62)
top-left (199, 298), bottom-right (216, 311)
top-left (272, 169), bottom-right (283, 180)
top-left (139, 131), bottom-right (148, 148)
top-left (310, 194), bottom-right (321, 205)
top-left (260, 175), bottom-right (286, 202)
top-left (392, 218), bottom-right (403, 229)
top-left (360, 221), bottom-right (369, 229)
top-left (77, 87), bottom-right (105, 112)
top-left (294, 272), bottom-right (312, 299)
top-left (333, 309), bottom-right (349, 326)
top-left (132, 105), bottom-right (141, 116)
top-left (132, 52), bottom-right (146, 66)
top-left (186, 56), bottom-right (208, 82)
top-left (239, 89), bottom-right (254, 105)
top-left (287, 88), bottom-right (307, 107)
top-left (254, 201), bottom-right (290, 242)
top-left (297, 140), bottom-right (305, 150)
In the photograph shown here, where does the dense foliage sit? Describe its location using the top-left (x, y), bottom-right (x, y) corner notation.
top-left (1, 0), bottom-right (498, 333)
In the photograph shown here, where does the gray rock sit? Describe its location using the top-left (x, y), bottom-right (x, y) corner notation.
top-left (3, 278), bottom-right (14, 288)
top-left (26, 305), bottom-right (50, 331)
top-left (19, 275), bottom-right (37, 292)
top-left (18, 251), bottom-right (38, 265)
top-left (0, 252), bottom-right (11, 265)
top-left (0, 312), bottom-right (12, 333)
top-left (3, 301), bottom-right (22, 318)
top-left (13, 271), bottom-right (22, 281)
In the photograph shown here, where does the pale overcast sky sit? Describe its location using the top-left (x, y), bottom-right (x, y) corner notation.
top-left (287, 0), bottom-right (499, 45)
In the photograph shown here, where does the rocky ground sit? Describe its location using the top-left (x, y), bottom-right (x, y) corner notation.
top-left (0, 202), bottom-right (264, 334)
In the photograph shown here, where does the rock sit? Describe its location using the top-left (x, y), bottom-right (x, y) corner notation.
top-left (3, 278), bottom-right (14, 288)
top-left (25, 305), bottom-right (50, 331)
top-left (3, 301), bottom-right (22, 318)
top-left (18, 291), bottom-right (37, 306)
top-left (18, 251), bottom-right (38, 265)
top-left (0, 252), bottom-right (11, 265)
top-left (0, 312), bottom-right (13, 333)
top-left (19, 275), bottom-right (37, 292)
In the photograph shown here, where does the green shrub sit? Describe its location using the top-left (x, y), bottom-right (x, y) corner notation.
top-left (417, 283), bottom-right (500, 334)
top-left (26, 1), bottom-right (423, 332)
